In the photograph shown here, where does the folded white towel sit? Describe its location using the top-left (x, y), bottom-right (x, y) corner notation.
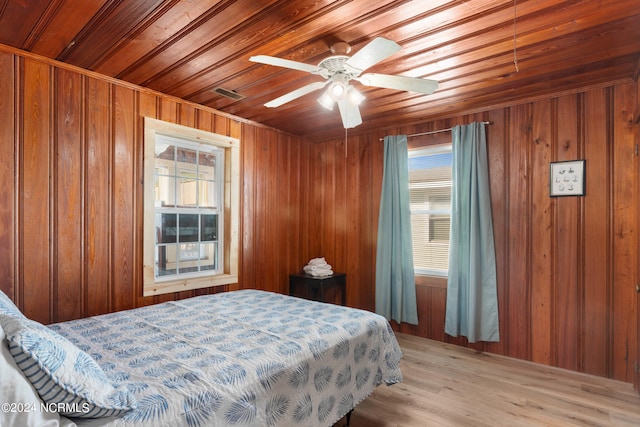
top-left (307, 257), bottom-right (327, 266)
top-left (303, 264), bottom-right (332, 271)
top-left (303, 265), bottom-right (333, 275)
top-left (305, 269), bottom-right (334, 277)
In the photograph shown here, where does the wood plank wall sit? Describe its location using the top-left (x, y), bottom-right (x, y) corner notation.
top-left (310, 82), bottom-right (639, 383)
top-left (0, 47), bottom-right (312, 324)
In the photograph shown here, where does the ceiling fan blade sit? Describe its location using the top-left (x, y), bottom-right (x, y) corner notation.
top-left (337, 100), bottom-right (362, 129)
top-left (345, 37), bottom-right (401, 74)
top-left (264, 81), bottom-right (328, 108)
top-left (250, 55), bottom-right (321, 74)
top-left (357, 73), bottom-right (439, 94)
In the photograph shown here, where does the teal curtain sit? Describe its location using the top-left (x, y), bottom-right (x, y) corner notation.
top-left (445, 122), bottom-right (499, 342)
top-left (375, 135), bottom-right (419, 325)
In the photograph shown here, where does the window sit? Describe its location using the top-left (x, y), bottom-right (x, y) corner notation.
top-left (409, 144), bottom-right (452, 276)
top-left (154, 137), bottom-right (222, 277)
top-left (143, 118), bottom-right (239, 296)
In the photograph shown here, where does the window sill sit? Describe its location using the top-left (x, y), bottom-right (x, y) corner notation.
top-left (143, 273), bottom-right (238, 296)
top-left (415, 274), bottom-right (447, 289)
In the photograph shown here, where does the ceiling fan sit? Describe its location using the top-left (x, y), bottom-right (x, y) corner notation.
top-left (250, 37), bottom-right (439, 129)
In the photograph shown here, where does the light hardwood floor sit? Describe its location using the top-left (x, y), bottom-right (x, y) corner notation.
top-left (337, 333), bottom-right (640, 427)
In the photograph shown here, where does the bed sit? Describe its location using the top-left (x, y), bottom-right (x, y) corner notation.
top-left (0, 289), bottom-right (403, 427)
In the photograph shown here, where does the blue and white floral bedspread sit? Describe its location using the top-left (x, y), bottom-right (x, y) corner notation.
top-left (50, 290), bottom-right (403, 427)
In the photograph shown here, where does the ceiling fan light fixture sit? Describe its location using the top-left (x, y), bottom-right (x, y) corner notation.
top-left (328, 80), bottom-right (347, 100)
top-left (346, 86), bottom-right (365, 105)
top-left (318, 91), bottom-right (335, 110)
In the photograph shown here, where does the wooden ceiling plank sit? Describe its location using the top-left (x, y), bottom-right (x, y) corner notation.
top-left (383, 0), bottom-right (640, 78)
top-left (26, 0), bottom-right (111, 57)
top-left (0, 0), bottom-right (51, 48)
top-left (117, 0), bottom-right (328, 86)
top-left (57, 0), bottom-right (170, 68)
top-left (92, 0), bottom-right (227, 77)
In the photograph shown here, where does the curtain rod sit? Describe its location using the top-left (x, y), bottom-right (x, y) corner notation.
top-left (379, 121), bottom-right (492, 141)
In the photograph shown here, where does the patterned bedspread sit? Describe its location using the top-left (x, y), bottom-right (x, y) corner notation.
top-left (50, 290), bottom-right (403, 427)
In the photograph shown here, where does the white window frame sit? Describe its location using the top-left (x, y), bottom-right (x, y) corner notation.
top-left (409, 143), bottom-right (452, 277)
top-left (154, 134), bottom-right (223, 278)
top-left (143, 117), bottom-right (239, 296)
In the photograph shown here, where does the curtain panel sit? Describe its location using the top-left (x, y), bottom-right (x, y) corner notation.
top-left (375, 135), bottom-right (419, 325)
top-left (445, 122), bottom-right (499, 342)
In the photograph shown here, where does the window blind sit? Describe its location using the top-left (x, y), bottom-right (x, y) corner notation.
top-left (409, 147), bottom-right (452, 276)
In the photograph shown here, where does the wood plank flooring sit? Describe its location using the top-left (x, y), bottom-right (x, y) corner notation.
top-left (337, 333), bottom-right (640, 427)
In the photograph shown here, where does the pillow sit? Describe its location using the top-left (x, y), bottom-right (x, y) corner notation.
top-left (0, 314), bottom-right (137, 419)
top-left (0, 289), bottom-right (24, 318)
top-left (1, 324), bottom-right (63, 426)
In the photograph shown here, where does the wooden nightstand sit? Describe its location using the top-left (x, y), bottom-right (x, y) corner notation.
top-left (289, 273), bottom-right (346, 306)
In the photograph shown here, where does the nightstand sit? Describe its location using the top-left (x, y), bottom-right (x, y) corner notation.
top-left (289, 273), bottom-right (346, 306)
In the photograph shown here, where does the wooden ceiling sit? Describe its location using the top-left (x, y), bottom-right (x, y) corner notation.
top-left (1, 0), bottom-right (639, 141)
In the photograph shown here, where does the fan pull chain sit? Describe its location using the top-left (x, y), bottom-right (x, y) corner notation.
top-left (513, 0), bottom-right (520, 72)
top-left (344, 127), bottom-right (348, 158)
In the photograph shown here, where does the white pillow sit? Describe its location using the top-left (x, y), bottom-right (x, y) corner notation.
top-left (1, 324), bottom-right (65, 426)
top-left (0, 315), bottom-right (137, 419)
top-left (0, 290), bottom-right (24, 318)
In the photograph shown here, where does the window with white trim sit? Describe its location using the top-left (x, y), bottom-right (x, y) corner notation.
top-left (143, 118), bottom-right (239, 296)
top-left (409, 144), bottom-right (452, 276)
top-left (154, 136), bottom-right (223, 278)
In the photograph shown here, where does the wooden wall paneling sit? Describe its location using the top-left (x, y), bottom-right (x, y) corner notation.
top-left (345, 134), bottom-right (367, 311)
top-left (297, 136), bottom-right (312, 282)
top-left (178, 103), bottom-right (197, 128)
top-left (84, 77), bottom-right (112, 316)
top-left (196, 109), bottom-right (214, 133)
top-left (274, 132), bottom-right (289, 294)
top-left (280, 134), bottom-right (294, 283)
top-left (366, 133), bottom-right (384, 312)
top-left (111, 85), bottom-right (135, 312)
top-left (554, 94), bottom-right (581, 371)
top-left (158, 97), bottom-right (178, 124)
top-left (429, 287), bottom-right (447, 341)
top-left (528, 99), bottom-right (554, 366)
top-left (505, 103), bottom-right (532, 360)
top-left (54, 68), bottom-right (84, 321)
top-left (306, 143), bottom-right (321, 258)
top-left (130, 96), bottom-right (145, 305)
top-left (136, 91), bottom-right (158, 305)
top-left (213, 115), bottom-right (229, 136)
top-left (582, 88), bottom-right (610, 377)
top-left (262, 128), bottom-right (279, 292)
top-left (637, 77), bottom-right (640, 392)
top-left (485, 108), bottom-right (508, 356)
top-left (240, 124), bottom-right (256, 291)
top-left (0, 51), bottom-right (16, 300)
top-left (345, 135), bottom-right (363, 308)
top-left (21, 58), bottom-right (52, 323)
top-left (611, 83), bottom-right (638, 382)
top-left (244, 126), bottom-right (280, 292)
top-left (229, 119), bottom-right (241, 141)
top-left (334, 138), bottom-right (347, 278)
top-left (251, 127), bottom-right (268, 289)
top-left (322, 139), bottom-right (337, 272)
top-left (286, 134), bottom-right (306, 286)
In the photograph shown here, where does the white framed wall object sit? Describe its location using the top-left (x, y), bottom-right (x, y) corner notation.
top-left (549, 160), bottom-right (585, 197)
